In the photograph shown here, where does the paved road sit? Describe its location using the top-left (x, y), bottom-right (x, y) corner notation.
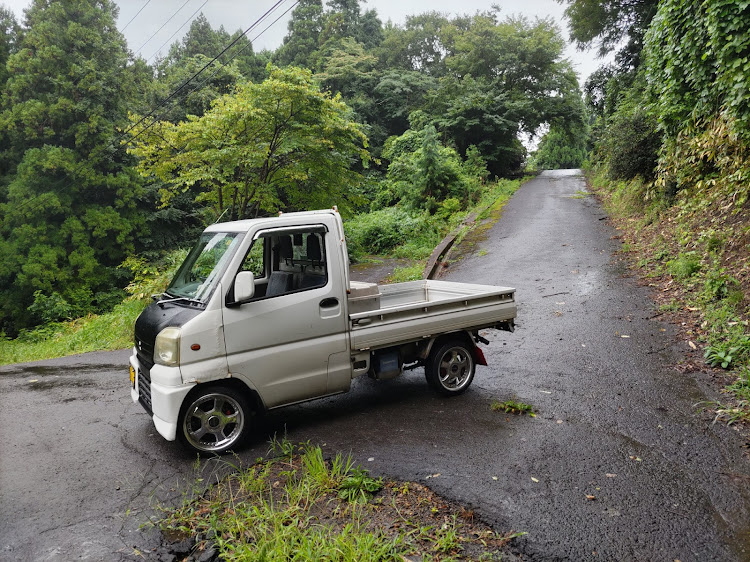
top-left (2, 170), bottom-right (749, 561)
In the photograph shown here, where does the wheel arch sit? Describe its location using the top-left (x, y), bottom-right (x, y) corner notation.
top-left (422, 330), bottom-right (476, 360)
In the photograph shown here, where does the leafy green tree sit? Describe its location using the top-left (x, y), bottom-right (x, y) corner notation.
top-left (129, 66), bottom-right (371, 219)
top-left (383, 124), bottom-right (471, 212)
top-left (316, 36), bottom-right (378, 98)
top-left (373, 70), bottom-right (437, 137)
top-left (0, 5), bottom-right (19, 87)
top-left (275, 0), bottom-right (324, 68)
top-left (533, 126), bottom-right (587, 170)
top-left (430, 75), bottom-right (526, 177)
top-left (0, 0), bottom-right (144, 334)
top-left (560, 0), bottom-right (658, 69)
top-left (376, 12), bottom-right (453, 76)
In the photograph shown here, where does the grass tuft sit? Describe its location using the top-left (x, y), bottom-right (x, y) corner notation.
top-left (155, 441), bottom-right (522, 560)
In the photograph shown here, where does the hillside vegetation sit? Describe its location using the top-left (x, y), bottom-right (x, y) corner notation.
top-left (0, 0), bottom-right (584, 350)
top-left (562, 0), bottom-right (750, 417)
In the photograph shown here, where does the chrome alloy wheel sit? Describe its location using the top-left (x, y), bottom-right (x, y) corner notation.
top-left (437, 346), bottom-right (475, 391)
top-left (182, 392), bottom-right (245, 453)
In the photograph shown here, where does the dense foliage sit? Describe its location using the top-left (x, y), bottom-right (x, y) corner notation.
top-left (0, 0), bottom-right (144, 332)
top-left (0, 0), bottom-right (583, 336)
top-left (567, 0), bottom-right (750, 407)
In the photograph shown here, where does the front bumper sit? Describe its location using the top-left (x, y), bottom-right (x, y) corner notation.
top-left (130, 351), bottom-right (195, 441)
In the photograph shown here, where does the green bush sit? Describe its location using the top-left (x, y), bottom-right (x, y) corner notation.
top-left (667, 252), bottom-right (701, 279)
top-left (345, 208), bottom-right (427, 258)
top-left (601, 104), bottom-right (660, 181)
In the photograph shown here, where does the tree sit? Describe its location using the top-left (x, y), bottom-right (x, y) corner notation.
top-left (275, 0), bottom-right (324, 68)
top-left (129, 66), bottom-right (371, 219)
top-left (0, 5), bottom-right (19, 87)
top-left (382, 123), bottom-right (471, 212)
top-left (430, 76), bottom-right (526, 177)
top-left (373, 70), bottom-right (437, 137)
top-left (559, 0), bottom-right (659, 69)
top-left (0, 0), bottom-right (145, 333)
top-left (533, 125), bottom-right (588, 170)
top-left (376, 12), bottom-right (453, 76)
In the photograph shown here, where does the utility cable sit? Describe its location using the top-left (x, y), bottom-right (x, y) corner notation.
top-left (146, 0), bottom-right (210, 64)
top-left (8, 1), bottom-right (294, 219)
top-left (167, 0), bottom-right (300, 138)
top-left (132, 0), bottom-right (193, 57)
top-left (120, 0), bottom-right (152, 33)
top-left (123, 0), bottom-right (289, 143)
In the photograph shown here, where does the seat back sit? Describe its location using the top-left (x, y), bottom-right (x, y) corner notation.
top-left (266, 271), bottom-right (293, 297)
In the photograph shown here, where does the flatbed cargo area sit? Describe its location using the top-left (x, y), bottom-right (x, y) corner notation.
top-left (348, 280), bottom-right (516, 351)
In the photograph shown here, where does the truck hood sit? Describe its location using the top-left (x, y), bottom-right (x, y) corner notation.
top-left (134, 301), bottom-right (204, 366)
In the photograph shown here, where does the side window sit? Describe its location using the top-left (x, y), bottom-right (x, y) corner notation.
top-left (248, 227), bottom-right (328, 299)
top-left (240, 238), bottom-right (265, 278)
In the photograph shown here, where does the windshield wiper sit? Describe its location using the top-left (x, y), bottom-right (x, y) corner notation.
top-left (155, 294), bottom-right (205, 308)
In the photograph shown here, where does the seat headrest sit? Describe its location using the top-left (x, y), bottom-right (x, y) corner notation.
top-left (278, 235), bottom-right (293, 259)
top-left (306, 234), bottom-right (322, 261)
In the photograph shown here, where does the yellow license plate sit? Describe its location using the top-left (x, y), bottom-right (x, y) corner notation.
top-left (129, 365), bottom-right (136, 388)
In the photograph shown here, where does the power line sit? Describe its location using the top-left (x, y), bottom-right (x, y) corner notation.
top-left (165, 0), bottom-right (300, 142)
top-left (123, 0), bottom-right (290, 143)
top-left (132, 0), bottom-right (193, 57)
top-left (146, 0), bottom-right (210, 64)
top-left (120, 0), bottom-right (152, 33)
top-left (9, 1), bottom-right (295, 219)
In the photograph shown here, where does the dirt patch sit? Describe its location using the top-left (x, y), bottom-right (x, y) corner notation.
top-left (146, 450), bottom-right (524, 561)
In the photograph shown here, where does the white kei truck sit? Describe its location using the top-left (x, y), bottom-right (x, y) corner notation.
top-left (129, 208), bottom-right (516, 454)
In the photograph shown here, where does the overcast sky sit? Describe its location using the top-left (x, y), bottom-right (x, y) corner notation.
top-left (2, 0), bottom-right (606, 85)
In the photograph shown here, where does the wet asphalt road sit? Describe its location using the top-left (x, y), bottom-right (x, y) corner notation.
top-left (2, 169), bottom-right (750, 561)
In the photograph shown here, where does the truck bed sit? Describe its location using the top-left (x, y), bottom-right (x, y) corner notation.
top-left (348, 280), bottom-right (516, 351)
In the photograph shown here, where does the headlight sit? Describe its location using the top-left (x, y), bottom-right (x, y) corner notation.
top-left (155, 327), bottom-right (181, 366)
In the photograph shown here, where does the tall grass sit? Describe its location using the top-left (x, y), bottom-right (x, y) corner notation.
top-left (0, 299), bottom-right (148, 365)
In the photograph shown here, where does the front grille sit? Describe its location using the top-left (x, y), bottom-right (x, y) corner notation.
top-left (135, 336), bottom-right (155, 367)
top-left (138, 366), bottom-right (153, 415)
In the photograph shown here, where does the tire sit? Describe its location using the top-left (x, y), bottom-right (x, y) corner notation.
top-left (425, 338), bottom-right (476, 396)
top-left (177, 384), bottom-right (252, 454)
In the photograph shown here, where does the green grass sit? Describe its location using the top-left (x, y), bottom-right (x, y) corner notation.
top-left (387, 263), bottom-right (425, 283)
top-left (0, 299), bottom-right (148, 365)
top-left (491, 398), bottom-right (536, 417)
top-left (155, 441), bottom-right (519, 561)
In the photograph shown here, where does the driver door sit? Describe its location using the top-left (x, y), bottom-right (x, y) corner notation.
top-left (223, 226), bottom-right (348, 408)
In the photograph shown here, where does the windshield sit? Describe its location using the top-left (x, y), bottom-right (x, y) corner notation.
top-left (166, 232), bottom-right (242, 302)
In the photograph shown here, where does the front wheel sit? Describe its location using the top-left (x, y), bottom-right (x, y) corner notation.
top-left (425, 339), bottom-right (476, 396)
top-left (177, 384), bottom-right (252, 454)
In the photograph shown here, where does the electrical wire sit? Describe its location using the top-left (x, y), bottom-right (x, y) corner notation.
top-left (146, 0), bottom-right (210, 64)
top-left (165, 0), bottom-right (300, 146)
top-left (123, 0), bottom-right (290, 142)
top-left (132, 0), bottom-right (193, 57)
top-left (120, 0), bottom-right (152, 33)
top-left (8, 1), bottom-right (295, 219)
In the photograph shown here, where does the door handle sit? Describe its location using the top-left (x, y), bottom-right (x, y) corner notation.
top-left (319, 298), bottom-right (339, 308)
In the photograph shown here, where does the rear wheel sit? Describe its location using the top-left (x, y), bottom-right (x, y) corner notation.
top-left (425, 338), bottom-right (476, 396)
top-left (177, 385), bottom-right (252, 454)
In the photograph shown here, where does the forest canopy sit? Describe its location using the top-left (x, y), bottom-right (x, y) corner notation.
top-left (0, 0), bottom-right (583, 335)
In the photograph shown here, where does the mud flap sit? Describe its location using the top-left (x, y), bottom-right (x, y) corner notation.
top-left (472, 343), bottom-right (488, 366)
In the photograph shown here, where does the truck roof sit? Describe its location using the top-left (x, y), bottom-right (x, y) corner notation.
top-left (203, 208), bottom-right (340, 234)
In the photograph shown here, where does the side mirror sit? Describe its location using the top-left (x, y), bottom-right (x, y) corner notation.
top-left (234, 271), bottom-right (255, 302)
